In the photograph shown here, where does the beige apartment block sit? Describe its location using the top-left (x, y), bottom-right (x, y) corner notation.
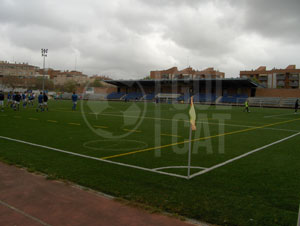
top-left (53, 72), bottom-right (88, 85)
top-left (0, 61), bottom-right (36, 77)
top-left (240, 65), bottom-right (300, 89)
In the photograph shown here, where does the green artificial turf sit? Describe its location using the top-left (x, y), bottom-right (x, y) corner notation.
top-left (0, 99), bottom-right (300, 226)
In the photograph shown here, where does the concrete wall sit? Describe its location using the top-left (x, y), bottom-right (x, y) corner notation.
top-left (256, 88), bottom-right (300, 98)
top-left (77, 86), bottom-right (117, 94)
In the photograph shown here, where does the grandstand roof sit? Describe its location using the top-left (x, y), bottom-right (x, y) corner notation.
top-left (105, 78), bottom-right (259, 88)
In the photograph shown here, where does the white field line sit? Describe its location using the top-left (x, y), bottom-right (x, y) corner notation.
top-left (57, 108), bottom-right (172, 114)
top-left (51, 109), bottom-right (236, 128)
top-left (298, 204), bottom-right (300, 226)
top-left (266, 117), bottom-right (299, 121)
top-left (104, 109), bottom-right (173, 114)
top-left (153, 166), bottom-right (207, 171)
top-left (264, 113), bottom-right (295, 118)
top-left (52, 109), bottom-right (300, 133)
top-left (161, 133), bottom-right (181, 138)
top-left (0, 136), bottom-right (188, 179)
top-left (6, 108), bottom-right (299, 134)
top-left (262, 127), bottom-right (300, 133)
top-left (50, 109), bottom-right (300, 135)
top-left (89, 111), bottom-right (300, 133)
top-left (0, 199), bottom-right (51, 226)
top-left (189, 132), bottom-right (300, 179)
top-left (87, 111), bottom-right (285, 129)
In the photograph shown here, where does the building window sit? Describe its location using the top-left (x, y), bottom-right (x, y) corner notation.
top-left (276, 74), bottom-right (285, 80)
top-left (277, 81), bottom-right (285, 88)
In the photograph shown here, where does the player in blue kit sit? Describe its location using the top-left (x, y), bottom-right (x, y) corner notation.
top-left (14, 92), bottom-right (21, 111)
top-left (7, 92), bottom-right (12, 107)
top-left (43, 92), bottom-right (49, 111)
top-left (28, 93), bottom-right (34, 106)
top-left (0, 90), bottom-right (4, 112)
top-left (36, 92), bottom-right (44, 112)
top-left (22, 92), bottom-right (27, 108)
top-left (72, 92), bottom-right (78, 110)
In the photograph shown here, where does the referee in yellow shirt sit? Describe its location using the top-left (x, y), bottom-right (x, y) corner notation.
top-left (244, 100), bottom-right (250, 113)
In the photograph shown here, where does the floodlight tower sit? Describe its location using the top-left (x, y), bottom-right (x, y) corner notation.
top-left (41, 48), bottom-right (48, 91)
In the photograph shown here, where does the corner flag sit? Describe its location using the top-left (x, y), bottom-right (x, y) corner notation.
top-left (187, 95), bottom-right (196, 178)
top-left (189, 96), bottom-right (196, 131)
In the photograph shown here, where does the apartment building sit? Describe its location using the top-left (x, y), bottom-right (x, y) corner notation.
top-left (0, 61), bottom-right (37, 77)
top-left (52, 70), bottom-right (88, 85)
top-left (240, 65), bottom-right (300, 89)
top-left (150, 67), bottom-right (225, 80)
top-left (89, 75), bottom-right (112, 82)
top-left (0, 60), bottom-right (112, 89)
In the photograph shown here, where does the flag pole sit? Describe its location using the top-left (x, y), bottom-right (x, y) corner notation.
top-left (187, 124), bottom-right (192, 179)
top-left (187, 93), bottom-right (195, 179)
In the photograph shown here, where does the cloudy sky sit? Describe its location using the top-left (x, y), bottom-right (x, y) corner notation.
top-left (0, 0), bottom-right (299, 79)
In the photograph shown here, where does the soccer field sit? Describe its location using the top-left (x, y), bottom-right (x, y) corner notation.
top-left (1, 100), bottom-right (300, 226)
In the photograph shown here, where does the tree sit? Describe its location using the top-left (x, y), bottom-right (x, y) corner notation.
top-left (1, 76), bottom-right (54, 91)
top-left (91, 80), bottom-right (103, 87)
top-left (35, 78), bottom-right (54, 90)
top-left (2, 76), bottom-right (18, 90)
top-left (142, 76), bottom-right (151, 80)
top-left (45, 79), bottom-right (54, 90)
top-left (64, 80), bottom-right (77, 93)
top-left (250, 77), bottom-right (260, 84)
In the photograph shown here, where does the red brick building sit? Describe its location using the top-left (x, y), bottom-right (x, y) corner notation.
top-left (150, 67), bottom-right (225, 80)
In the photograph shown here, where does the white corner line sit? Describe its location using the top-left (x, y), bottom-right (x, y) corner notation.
top-left (0, 136), bottom-right (188, 180)
top-left (0, 199), bottom-right (51, 226)
top-left (189, 132), bottom-right (300, 179)
top-left (298, 204), bottom-right (300, 226)
top-left (153, 166), bottom-right (207, 171)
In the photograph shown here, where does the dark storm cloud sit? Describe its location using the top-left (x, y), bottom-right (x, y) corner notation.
top-left (139, 0), bottom-right (204, 8)
top-left (0, 0), bottom-right (84, 32)
top-left (229, 0), bottom-right (300, 43)
top-left (0, 0), bottom-right (299, 78)
top-left (4, 24), bottom-right (72, 51)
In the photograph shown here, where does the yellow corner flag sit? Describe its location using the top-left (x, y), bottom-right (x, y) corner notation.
top-left (189, 96), bottom-right (196, 131)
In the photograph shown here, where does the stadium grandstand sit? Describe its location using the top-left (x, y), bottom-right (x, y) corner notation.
top-left (49, 77), bottom-right (300, 108)
top-left (104, 78), bottom-right (257, 105)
